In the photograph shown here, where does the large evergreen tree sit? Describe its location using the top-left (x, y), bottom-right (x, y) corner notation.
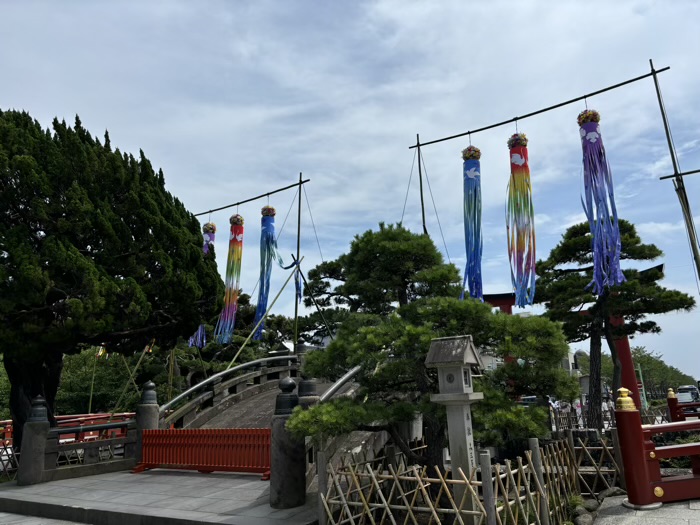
top-left (0, 110), bottom-right (223, 445)
top-left (536, 220), bottom-right (695, 428)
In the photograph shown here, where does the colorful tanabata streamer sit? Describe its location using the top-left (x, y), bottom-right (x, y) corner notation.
top-left (188, 324), bottom-right (206, 349)
top-left (505, 133), bottom-right (536, 307)
top-left (202, 222), bottom-right (216, 255)
top-left (253, 206), bottom-right (284, 340)
top-left (190, 222), bottom-right (217, 348)
top-left (460, 145), bottom-right (483, 301)
top-left (578, 109), bottom-right (625, 294)
top-left (214, 214), bottom-right (245, 344)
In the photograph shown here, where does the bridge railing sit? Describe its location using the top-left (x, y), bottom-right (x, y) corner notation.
top-left (159, 355), bottom-right (299, 429)
top-left (44, 420), bottom-right (138, 480)
top-left (0, 412), bottom-right (134, 448)
top-left (617, 388), bottom-right (700, 506)
top-left (667, 392), bottom-right (700, 422)
top-left (1, 412), bottom-right (136, 482)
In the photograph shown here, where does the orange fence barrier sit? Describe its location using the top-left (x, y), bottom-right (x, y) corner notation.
top-left (134, 428), bottom-right (271, 480)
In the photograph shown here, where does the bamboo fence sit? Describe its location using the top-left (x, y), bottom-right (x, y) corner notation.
top-left (321, 435), bottom-right (620, 525)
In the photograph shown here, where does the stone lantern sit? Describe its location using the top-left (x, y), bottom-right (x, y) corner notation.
top-left (425, 335), bottom-right (483, 520)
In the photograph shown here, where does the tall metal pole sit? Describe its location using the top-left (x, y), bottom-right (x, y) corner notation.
top-left (416, 134), bottom-right (428, 235)
top-left (650, 59), bottom-right (700, 281)
top-left (293, 172), bottom-right (302, 348)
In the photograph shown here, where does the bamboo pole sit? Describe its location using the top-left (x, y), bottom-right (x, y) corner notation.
top-left (110, 340), bottom-right (153, 418)
top-left (88, 349), bottom-right (98, 413)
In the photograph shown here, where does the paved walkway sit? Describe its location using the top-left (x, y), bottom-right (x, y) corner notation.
top-left (0, 513), bottom-right (85, 524)
top-left (597, 495), bottom-right (700, 524)
top-left (0, 470), bottom-right (318, 525)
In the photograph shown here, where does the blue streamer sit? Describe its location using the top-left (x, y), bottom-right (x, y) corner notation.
top-left (253, 214), bottom-right (283, 340)
top-left (461, 158), bottom-right (484, 301)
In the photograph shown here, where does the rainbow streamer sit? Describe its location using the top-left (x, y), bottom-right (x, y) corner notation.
top-left (460, 145), bottom-right (483, 301)
top-left (214, 214), bottom-right (245, 344)
top-left (202, 222), bottom-right (216, 255)
top-left (253, 206), bottom-right (284, 340)
top-left (578, 110), bottom-right (625, 294)
top-left (505, 133), bottom-right (536, 307)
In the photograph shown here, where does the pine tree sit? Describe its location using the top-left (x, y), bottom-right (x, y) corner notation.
top-left (536, 220), bottom-right (695, 428)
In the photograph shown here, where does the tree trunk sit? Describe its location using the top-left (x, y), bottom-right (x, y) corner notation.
top-left (421, 410), bottom-right (446, 477)
top-left (3, 351), bottom-right (63, 450)
top-left (587, 317), bottom-right (603, 430)
top-left (604, 318), bottom-right (622, 401)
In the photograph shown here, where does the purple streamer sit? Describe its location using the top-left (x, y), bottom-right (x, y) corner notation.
top-left (189, 324), bottom-right (206, 349)
top-left (203, 232), bottom-right (215, 255)
top-left (580, 120), bottom-right (626, 294)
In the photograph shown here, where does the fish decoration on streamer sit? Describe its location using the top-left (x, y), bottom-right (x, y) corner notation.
top-left (202, 222), bottom-right (216, 256)
top-left (253, 206), bottom-right (285, 340)
top-left (214, 214), bottom-right (245, 344)
top-left (578, 109), bottom-right (625, 294)
top-left (505, 132), bottom-right (536, 307)
top-left (460, 145), bottom-right (484, 301)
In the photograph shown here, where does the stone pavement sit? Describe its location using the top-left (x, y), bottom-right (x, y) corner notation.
top-left (596, 495), bottom-right (700, 524)
top-left (0, 513), bottom-right (85, 524)
top-left (0, 469), bottom-right (318, 525)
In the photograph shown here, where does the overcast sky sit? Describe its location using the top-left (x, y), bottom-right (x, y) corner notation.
top-left (2, 1), bottom-right (699, 379)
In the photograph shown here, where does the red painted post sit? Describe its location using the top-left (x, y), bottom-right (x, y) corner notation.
top-left (667, 389), bottom-right (685, 422)
top-left (610, 316), bottom-right (642, 409)
top-left (615, 388), bottom-right (654, 506)
top-left (484, 292), bottom-right (515, 315)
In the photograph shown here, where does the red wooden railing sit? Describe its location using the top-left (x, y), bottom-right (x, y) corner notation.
top-left (134, 428), bottom-right (271, 480)
top-left (617, 388), bottom-right (700, 506)
top-left (1, 413), bottom-right (135, 447)
top-left (667, 393), bottom-right (700, 422)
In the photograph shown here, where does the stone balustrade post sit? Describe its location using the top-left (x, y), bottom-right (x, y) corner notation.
top-left (135, 381), bottom-right (159, 462)
top-left (17, 396), bottom-right (50, 486)
top-left (270, 377), bottom-right (306, 509)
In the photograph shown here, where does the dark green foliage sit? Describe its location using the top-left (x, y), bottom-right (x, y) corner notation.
top-left (0, 110), bottom-right (224, 357)
top-left (537, 220), bottom-right (694, 342)
top-left (576, 346), bottom-right (696, 390)
top-left (0, 109), bottom-right (224, 439)
top-left (295, 295), bottom-right (577, 465)
top-left (303, 223), bottom-right (461, 314)
top-left (0, 358), bottom-right (10, 420)
top-left (294, 225), bottom-right (579, 468)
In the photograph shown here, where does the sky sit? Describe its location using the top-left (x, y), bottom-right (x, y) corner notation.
top-left (2, 1), bottom-right (700, 378)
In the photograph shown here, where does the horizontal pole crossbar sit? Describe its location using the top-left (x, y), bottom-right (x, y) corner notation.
top-left (409, 66), bottom-right (670, 149)
top-left (194, 178), bottom-right (310, 217)
top-left (659, 168), bottom-right (700, 181)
